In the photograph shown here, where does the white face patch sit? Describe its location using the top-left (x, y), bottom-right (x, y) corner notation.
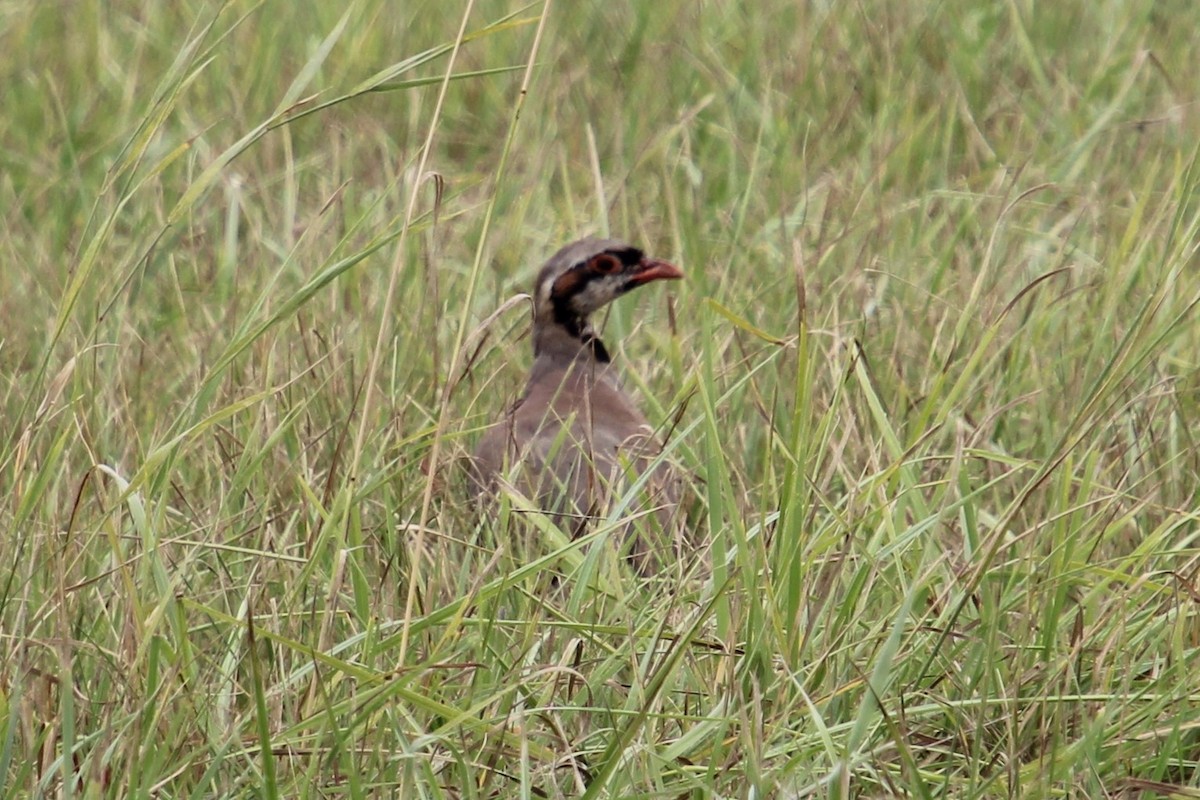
top-left (536, 275), bottom-right (557, 317)
top-left (569, 274), bottom-right (626, 315)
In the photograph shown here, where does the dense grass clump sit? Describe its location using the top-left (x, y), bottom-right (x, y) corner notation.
top-left (3, 2), bottom-right (1199, 797)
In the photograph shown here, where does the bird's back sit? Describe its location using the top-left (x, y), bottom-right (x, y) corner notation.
top-left (472, 360), bottom-right (665, 518)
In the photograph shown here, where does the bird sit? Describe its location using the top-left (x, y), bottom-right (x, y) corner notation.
top-left (470, 236), bottom-right (686, 569)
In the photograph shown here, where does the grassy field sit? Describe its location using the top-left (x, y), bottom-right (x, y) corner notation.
top-left (3, 1), bottom-right (1200, 797)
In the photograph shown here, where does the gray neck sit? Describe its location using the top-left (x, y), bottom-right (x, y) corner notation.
top-left (531, 316), bottom-right (613, 376)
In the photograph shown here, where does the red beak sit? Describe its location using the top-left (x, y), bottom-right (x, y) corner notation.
top-left (629, 258), bottom-right (684, 285)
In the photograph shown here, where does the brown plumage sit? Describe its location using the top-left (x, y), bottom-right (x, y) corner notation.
top-left (470, 236), bottom-right (685, 567)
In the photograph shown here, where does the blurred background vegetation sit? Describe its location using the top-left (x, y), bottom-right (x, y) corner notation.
top-left (2, 1), bottom-right (1199, 797)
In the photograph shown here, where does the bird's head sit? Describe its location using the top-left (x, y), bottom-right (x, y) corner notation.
top-left (533, 237), bottom-right (683, 349)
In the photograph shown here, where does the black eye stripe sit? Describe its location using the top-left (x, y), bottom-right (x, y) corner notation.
top-left (551, 246), bottom-right (648, 305)
top-left (568, 248), bottom-right (643, 273)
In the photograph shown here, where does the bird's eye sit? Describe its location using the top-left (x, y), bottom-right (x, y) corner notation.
top-left (590, 253), bottom-right (622, 274)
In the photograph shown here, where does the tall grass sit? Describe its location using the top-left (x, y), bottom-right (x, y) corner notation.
top-left (2, 1), bottom-right (1199, 796)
